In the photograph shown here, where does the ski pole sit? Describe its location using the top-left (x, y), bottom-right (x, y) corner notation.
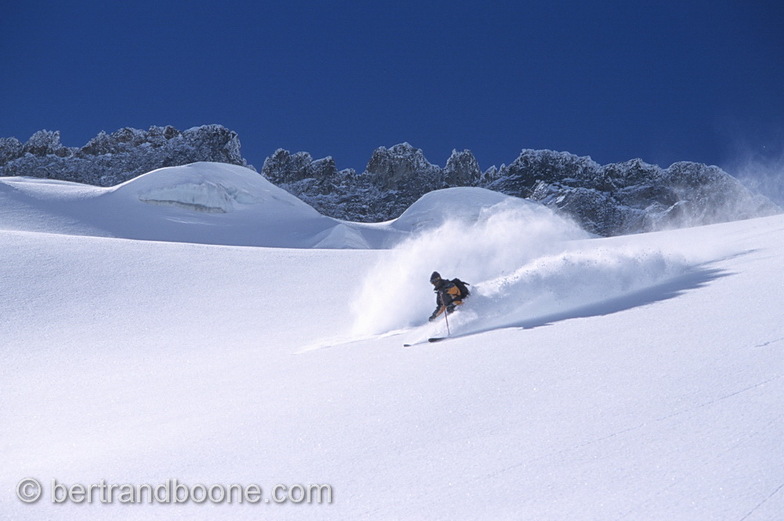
top-left (440, 293), bottom-right (451, 337)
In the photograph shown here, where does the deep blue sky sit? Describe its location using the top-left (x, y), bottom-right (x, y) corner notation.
top-left (2, 1), bottom-right (783, 173)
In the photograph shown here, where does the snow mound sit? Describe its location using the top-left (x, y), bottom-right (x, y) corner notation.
top-left (110, 162), bottom-right (311, 215)
top-left (390, 187), bottom-right (524, 233)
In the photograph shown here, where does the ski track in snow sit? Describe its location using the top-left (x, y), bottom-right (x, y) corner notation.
top-left (753, 336), bottom-right (784, 348)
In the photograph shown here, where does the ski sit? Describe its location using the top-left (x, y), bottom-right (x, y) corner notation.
top-left (404, 337), bottom-right (448, 347)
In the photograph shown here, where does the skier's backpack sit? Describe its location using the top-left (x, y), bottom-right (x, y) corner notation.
top-left (451, 278), bottom-right (471, 300)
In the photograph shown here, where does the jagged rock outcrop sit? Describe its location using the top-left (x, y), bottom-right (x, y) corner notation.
top-left (483, 150), bottom-right (777, 235)
top-left (444, 149), bottom-right (482, 187)
top-left (264, 145), bottom-right (779, 236)
top-left (365, 143), bottom-right (441, 192)
top-left (0, 125), bottom-right (249, 186)
top-left (0, 137), bottom-right (25, 164)
top-left (262, 143), bottom-right (459, 221)
top-left (262, 148), bottom-right (378, 221)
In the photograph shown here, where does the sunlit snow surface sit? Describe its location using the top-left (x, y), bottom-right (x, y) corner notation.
top-left (1, 163), bottom-right (782, 520)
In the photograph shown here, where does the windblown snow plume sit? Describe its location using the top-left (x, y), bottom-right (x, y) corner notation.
top-left (466, 245), bottom-right (690, 333)
top-left (733, 151), bottom-right (784, 207)
top-left (351, 191), bottom-right (692, 337)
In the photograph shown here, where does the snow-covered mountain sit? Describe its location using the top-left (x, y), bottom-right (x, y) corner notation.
top-left (1, 161), bottom-right (782, 520)
top-left (2, 127), bottom-right (778, 236)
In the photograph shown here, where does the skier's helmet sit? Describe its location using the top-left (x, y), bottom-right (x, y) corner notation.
top-left (430, 271), bottom-right (442, 284)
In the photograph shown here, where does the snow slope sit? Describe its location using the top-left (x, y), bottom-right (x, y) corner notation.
top-left (1, 163), bottom-right (782, 520)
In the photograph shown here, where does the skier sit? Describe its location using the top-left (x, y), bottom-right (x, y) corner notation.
top-left (428, 271), bottom-right (470, 322)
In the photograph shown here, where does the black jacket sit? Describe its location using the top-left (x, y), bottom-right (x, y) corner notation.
top-left (430, 279), bottom-right (463, 320)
